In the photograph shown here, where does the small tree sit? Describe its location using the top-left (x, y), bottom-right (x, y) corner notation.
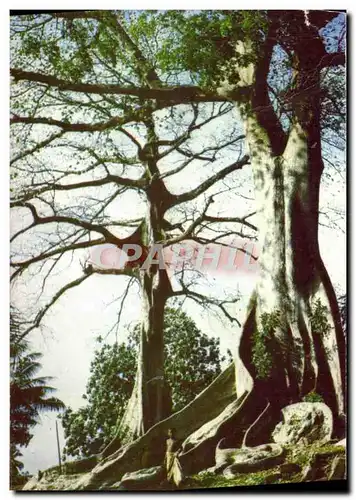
top-left (61, 307), bottom-right (229, 458)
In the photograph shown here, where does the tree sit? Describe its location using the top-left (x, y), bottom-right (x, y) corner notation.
top-left (10, 307), bottom-right (65, 487)
top-left (61, 340), bottom-right (137, 459)
top-left (10, 11), bottom-right (253, 444)
top-left (61, 308), bottom-right (229, 458)
top-left (10, 10), bottom-right (346, 488)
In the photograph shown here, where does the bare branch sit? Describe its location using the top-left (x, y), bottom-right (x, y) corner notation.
top-left (162, 196), bottom-right (215, 246)
top-left (203, 212), bottom-right (257, 232)
top-left (11, 237), bottom-right (105, 281)
top-left (20, 272), bottom-right (93, 339)
top-left (104, 277), bottom-right (137, 342)
top-left (172, 286), bottom-right (241, 326)
top-left (88, 267), bottom-right (139, 279)
top-left (11, 171), bottom-right (145, 203)
top-left (11, 114), bottom-right (138, 133)
top-left (10, 68), bottom-right (247, 104)
top-left (10, 130), bottom-right (65, 165)
top-left (172, 155), bottom-right (250, 206)
top-left (11, 202), bottom-right (143, 247)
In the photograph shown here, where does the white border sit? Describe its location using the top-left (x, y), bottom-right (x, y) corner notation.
top-left (2, 3), bottom-right (353, 498)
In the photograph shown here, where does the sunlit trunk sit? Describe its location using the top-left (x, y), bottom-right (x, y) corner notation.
top-left (234, 120), bottom-right (346, 445)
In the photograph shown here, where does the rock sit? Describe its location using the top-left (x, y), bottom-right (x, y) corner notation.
top-left (120, 466), bottom-right (164, 490)
top-left (298, 444), bottom-right (346, 483)
top-left (22, 476), bottom-right (40, 491)
top-left (279, 463), bottom-right (302, 476)
top-left (272, 403), bottom-right (332, 446)
top-left (216, 442), bottom-right (285, 475)
top-left (328, 456), bottom-right (346, 480)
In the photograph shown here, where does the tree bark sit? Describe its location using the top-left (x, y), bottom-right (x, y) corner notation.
top-left (114, 131), bottom-right (174, 445)
top-left (233, 126), bottom-right (346, 445)
top-left (221, 18), bottom-right (346, 443)
top-left (117, 269), bottom-right (171, 444)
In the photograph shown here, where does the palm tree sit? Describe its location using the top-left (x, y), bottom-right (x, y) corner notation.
top-left (10, 307), bottom-right (64, 487)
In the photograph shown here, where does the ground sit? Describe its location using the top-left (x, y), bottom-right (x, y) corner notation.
top-left (20, 441), bottom-right (346, 491)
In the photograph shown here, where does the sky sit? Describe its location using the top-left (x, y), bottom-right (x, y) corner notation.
top-left (9, 13), bottom-right (346, 476)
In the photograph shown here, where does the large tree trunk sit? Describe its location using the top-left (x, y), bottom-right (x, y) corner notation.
top-left (219, 17), bottom-right (346, 444)
top-left (112, 150), bottom-right (174, 446)
top-left (75, 145), bottom-right (346, 486)
top-left (231, 121), bottom-right (346, 446)
top-left (75, 364), bottom-right (238, 489)
top-left (116, 268), bottom-right (171, 445)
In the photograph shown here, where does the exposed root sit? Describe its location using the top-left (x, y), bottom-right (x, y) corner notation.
top-left (74, 363), bottom-right (237, 489)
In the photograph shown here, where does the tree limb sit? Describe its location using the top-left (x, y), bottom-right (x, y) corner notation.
top-left (11, 237), bottom-right (106, 281)
top-left (11, 172), bottom-right (145, 203)
top-left (10, 130), bottom-right (65, 165)
top-left (172, 286), bottom-right (241, 326)
top-left (172, 155), bottom-right (250, 206)
top-left (11, 202), bottom-right (143, 247)
top-left (10, 68), bottom-right (244, 104)
top-left (203, 213), bottom-right (257, 232)
top-left (11, 114), bottom-right (139, 133)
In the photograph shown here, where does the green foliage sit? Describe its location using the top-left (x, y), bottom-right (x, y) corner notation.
top-left (10, 306), bottom-right (64, 487)
top-left (61, 308), bottom-right (227, 458)
top-left (251, 310), bottom-right (281, 380)
top-left (11, 11), bottom-right (268, 91)
top-left (10, 443), bottom-right (30, 490)
top-left (151, 11), bottom-right (268, 89)
top-left (303, 391), bottom-right (324, 403)
top-left (10, 11), bottom-right (344, 143)
top-left (61, 341), bottom-right (137, 459)
top-left (163, 307), bottom-right (227, 411)
top-left (251, 300), bottom-right (333, 381)
top-left (309, 298), bottom-right (331, 338)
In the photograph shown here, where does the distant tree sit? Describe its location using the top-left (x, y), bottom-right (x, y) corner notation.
top-left (61, 307), bottom-right (230, 458)
top-left (10, 307), bottom-right (64, 487)
top-left (61, 341), bottom-right (137, 459)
